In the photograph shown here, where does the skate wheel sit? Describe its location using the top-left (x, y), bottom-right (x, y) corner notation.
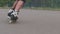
top-left (9, 20), bottom-right (12, 24)
top-left (8, 16), bottom-right (11, 19)
top-left (9, 20), bottom-right (17, 24)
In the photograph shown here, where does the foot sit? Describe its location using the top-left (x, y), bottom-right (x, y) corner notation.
top-left (8, 9), bottom-right (19, 23)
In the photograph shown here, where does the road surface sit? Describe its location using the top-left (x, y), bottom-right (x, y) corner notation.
top-left (0, 9), bottom-right (60, 34)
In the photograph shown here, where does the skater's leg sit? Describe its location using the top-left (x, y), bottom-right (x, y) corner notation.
top-left (8, 0), bottom-right (19, 18)
top-left (12, 0), bottom-right (18, 10)
top-left (8, 0), bottom-right (25, 23)
top-left (15, 1), bottom-right (24, 12)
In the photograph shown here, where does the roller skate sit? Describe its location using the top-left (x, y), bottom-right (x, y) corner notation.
top-left (9, 14), bottom-right (18, 24)
top-left (8, 9), bottom-right (18, 24)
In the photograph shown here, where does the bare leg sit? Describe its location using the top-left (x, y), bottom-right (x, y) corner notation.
top-left (12, 0), bottom-right (18, 10)
top-left (14, 1), bottom-right (24, 12)
top-left (8, 0), bottom-right (24, 23)
top-left (8, 1), bottom-right (18, 19)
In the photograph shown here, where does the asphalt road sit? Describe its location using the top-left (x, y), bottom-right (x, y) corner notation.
top-left (0, 9), bottom-right (60, 34)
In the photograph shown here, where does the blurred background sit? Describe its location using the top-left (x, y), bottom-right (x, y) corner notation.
top-left (0, 0), bottom-right (60, 10)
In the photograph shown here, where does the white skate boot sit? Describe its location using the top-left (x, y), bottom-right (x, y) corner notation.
top-left (9, 11), bottom-right (18, 23)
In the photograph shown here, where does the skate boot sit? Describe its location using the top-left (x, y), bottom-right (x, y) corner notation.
top-left (9, 11), bottom-right (18, 23)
